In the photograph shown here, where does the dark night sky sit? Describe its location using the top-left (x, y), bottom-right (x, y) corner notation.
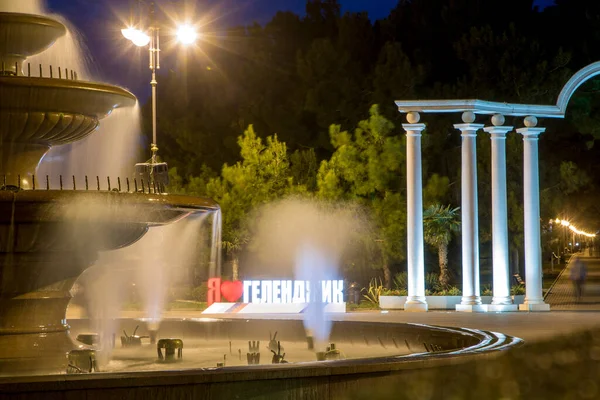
top-left (45, 0), bottom-right (556, 101)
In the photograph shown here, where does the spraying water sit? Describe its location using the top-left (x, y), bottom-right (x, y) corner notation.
top-left (133, 214), bottom-right (209, 329)
top-left (37, 103), bottom-right (143, 180)
top-left (250, 198), bottom-right (366, 350)
top-left (210, 209), bottom-right (222, 278)
top-left (0, 0), bottom-right (45, 15)
top-left (73, 211), bottom-right (210, 367)
top-left (77, 264), bottom-right (127, 367)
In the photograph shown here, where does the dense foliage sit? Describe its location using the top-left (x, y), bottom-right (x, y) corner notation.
top-left (147, 0), bottom-right (600, 286)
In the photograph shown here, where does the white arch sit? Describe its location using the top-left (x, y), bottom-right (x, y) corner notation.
top-left (395, 61), bottom-right (600, 119)
top-left (556, 61), bottom-right (600, 114)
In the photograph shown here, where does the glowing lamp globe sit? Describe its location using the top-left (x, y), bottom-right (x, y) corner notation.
top-left (121, 27), bottom-right (150, 47)
top-left (176, 24), bottom-right (197, 45)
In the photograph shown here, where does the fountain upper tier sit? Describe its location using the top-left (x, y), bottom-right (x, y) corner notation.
top-left (0, 12), bottom-right (66, 75)
top-left (0, 76), bottom-right (137, 142)
top-left (0, 12), bottom-right (137, 183)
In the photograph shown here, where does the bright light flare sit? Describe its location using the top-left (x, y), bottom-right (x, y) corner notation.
top-left (555, 218), bottom-right (596, 237)
top-left (121, 27), bottom-right (150, 47)
top-left (176, 24), bottom-right (198, 45)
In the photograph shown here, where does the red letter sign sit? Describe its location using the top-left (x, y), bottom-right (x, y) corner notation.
top-left (207, 278), bottom-right (222, 305)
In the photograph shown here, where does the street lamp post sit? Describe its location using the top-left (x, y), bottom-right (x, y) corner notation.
top-left (121, 1), bottom-right (197, 187)
top-left (149, 21), bottom-right (159, 165)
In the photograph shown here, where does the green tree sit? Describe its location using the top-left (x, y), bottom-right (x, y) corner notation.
top-left (423, 204), bottom-right (461, 288)
top-left (206, 125), bottom-right (295, 279)
top-left (317, 105), bottom-right (405, 287)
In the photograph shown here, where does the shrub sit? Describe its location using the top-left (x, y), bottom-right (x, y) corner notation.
top-left (481, 284), bottom-right (493, 296)
top-left (363, 278), bottom-right (383, 306)
top-left (167, 285), bottom-right (193, 303)
top-left (393, 272), bottom-right (408, 291)
top-left (511, 284), bottom-right (526, 295)
top-left (377, 288), bottom-right (408, 297)
top-left (445, 286), bottom-right (462, 296)
top-left (425, 272), bottom-right (442, 292)
top-left (425, 286), bottom-right (461, 296)
top-left (191, 283), bottom-right (209, 302)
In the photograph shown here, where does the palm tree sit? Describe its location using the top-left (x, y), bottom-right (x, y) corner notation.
top-left (423, 204), bottom-right (461, 288)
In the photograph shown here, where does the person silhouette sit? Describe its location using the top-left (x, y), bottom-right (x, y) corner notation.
top-left (570, 255), bottom-right (587, 302)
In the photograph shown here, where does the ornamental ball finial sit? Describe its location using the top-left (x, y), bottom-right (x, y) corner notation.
top-left (406, 112), bottom-right (420, 124)
top-left (462, 111), bottom-right (476, 123)
top-left (491, 114), bottom-right (505, 126)
top-left (524, 116), bottom-right (538, 127)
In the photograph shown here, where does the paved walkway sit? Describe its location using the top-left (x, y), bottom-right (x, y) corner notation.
top-left (545, 251), bottom-right (600, 310)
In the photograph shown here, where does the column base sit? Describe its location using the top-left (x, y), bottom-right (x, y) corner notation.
top-left (455, 304), bottom-right (486, 312)
top-left (491, 296), bottom-right (513, 305)
top-left (483, 304), bottom-right (519, 312)
top-left (404, 302), bottom-right (428, 312)
top-left (519, 303), bottom-right (550, 312)
top-left (460, 295), bottom-right (482, 305)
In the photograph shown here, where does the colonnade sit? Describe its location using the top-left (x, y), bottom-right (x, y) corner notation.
top-left (401, 109), bottom-right (549, 312)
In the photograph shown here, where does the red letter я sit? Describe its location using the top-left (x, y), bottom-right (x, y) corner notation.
top-left (207, 278), bottom-right (222, 306)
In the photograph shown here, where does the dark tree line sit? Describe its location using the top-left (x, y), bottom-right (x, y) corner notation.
top-left (144, 0), bottom-right (600, 284)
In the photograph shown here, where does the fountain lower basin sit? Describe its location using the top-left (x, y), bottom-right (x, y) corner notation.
top-left (0, 189), bottom-right (218, 375)
top-left (0, 317), bottom-right (522, 399)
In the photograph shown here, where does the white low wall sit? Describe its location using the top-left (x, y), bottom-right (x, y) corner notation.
top-left (379, 295), bottom-right (525, 310)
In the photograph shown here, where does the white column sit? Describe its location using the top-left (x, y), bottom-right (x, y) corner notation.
top-left (517, 116), bottom-right (550, 311)
top-left (402, 112), bottom-right (427, 312)
top-left (455, 111), bottom-right (485, 312)
top-left (483, 114), bottom-right (518, 312)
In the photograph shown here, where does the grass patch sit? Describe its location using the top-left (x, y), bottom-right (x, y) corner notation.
top-left (167, 301), bottom-right (207, 311)
top-left (347, 301), bottom-right (380, 311)
top-left (120, 301), bottom-right (207, 312)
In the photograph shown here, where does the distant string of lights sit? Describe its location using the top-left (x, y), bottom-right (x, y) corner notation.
top-left (554, 218), bottom-right (597, 238)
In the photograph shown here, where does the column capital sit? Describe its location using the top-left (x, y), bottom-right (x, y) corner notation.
top-left (454, 123), bottom-right (484, 137)
top-left (516, 127), bottom-right (546, 138)
top-left (402, 123), bottom-right (426, 135)
top-left (484, 125), bottom-right (513, 138)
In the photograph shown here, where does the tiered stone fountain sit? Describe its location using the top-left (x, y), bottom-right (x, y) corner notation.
top-left (0, 12), bottom-right (218, 374)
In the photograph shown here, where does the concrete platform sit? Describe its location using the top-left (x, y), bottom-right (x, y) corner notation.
top-left (518, 303), bottom-right (551, 311)
top-left (455, 304), bottom-right (486, 312)
top-left (482, 304), bottom-right (519, 312)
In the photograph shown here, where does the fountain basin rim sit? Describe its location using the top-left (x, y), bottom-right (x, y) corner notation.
top-left (0, 76), bottom-right (137, 110)
top-left (0, 190), bottom-right (218, 226)
top-left (0, 12), bottom-right (66, 34)
top-left (0, 190), bottom-right (218, 210)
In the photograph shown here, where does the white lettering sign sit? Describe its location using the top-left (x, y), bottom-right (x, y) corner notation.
top-left (243, 280), bottom-right (344, 304)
